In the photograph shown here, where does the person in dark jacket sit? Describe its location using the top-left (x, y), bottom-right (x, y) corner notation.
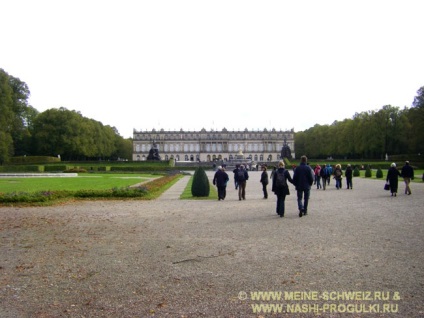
top-left (319, 164), bottom-right (328, 190)
top-left (213, 166), bottom-right (229, 200)
top-left (401, 161), bottom-right (414, 195)
top-left (293, 155), bottom-right (314, 217)
top-left (334, 164), bottom-right (343, 189)
top-left (272, 160), bottom-right (294, 217)
top-left (260, 165), bottom-right (269, 199)
top-left (386, 163), bottom-right (401, 197)
top-left (232, 165), bottom-right (240, 190)
top-left (345, 164), bottom-right (353, 189)
top-left (235, 164), bottom-right (249, 200)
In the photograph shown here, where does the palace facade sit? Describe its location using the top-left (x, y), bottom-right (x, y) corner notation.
top-left (132, 128), bottom-right (295, 162)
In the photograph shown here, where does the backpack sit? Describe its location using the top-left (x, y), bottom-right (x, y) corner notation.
top-left (275, 170), bottom-right (287, 188)
top-left (237, 169), bottom-right (245, 182)
top-left (335, 169), bottom-right (342, 177)
top-left (324, 167), bottom-right (331, 177)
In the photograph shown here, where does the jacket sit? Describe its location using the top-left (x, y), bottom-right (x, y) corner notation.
top-left (293, 163), bottom-right (314, 191)
top-left (272, 168), bottom-right (293, 195)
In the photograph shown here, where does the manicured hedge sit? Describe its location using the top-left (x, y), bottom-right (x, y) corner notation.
top-left (11, 156), bottom-right (61, 164)
top-left (0, 165), bottom-right (42, 172)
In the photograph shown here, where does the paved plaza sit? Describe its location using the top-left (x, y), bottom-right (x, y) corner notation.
top-left (1, 170), bottom-right (423, 317)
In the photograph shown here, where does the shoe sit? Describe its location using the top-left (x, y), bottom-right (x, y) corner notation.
top-left (303, 210), bottom-right (308, 216)
top-left (299, 210), bottom-right (303, 218)
top-left (280, 214), bottom-right (284, 218)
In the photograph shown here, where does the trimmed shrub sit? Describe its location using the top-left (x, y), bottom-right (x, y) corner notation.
top-left (11, 156), bottom-right (61, 164)
top-left (365, 165), bottom-right (372, 178)
top-left (353, 166), bottom-right (360, 177)
top-left (191, 167), bottom-right (210, 197)
top-left (376, 167), bottom-right (383, 178)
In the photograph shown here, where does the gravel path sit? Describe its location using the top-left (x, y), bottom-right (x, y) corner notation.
top-left (0, 171), bottom-right (423, 317)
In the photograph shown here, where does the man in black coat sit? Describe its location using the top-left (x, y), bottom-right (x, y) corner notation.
top-left (401, 161), bottom-right (414, 195)
top-left (292, 155), bottom-right (314, 217)
top-left (213, 166), bottom-right (229, 200)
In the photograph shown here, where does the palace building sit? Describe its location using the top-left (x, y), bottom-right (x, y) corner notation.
top-left (133, 128), bottom-right (295, 163)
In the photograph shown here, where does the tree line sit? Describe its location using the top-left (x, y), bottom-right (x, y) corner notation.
top-left (1, 68), bottom-right (423, 163)
top-left (0, 68), bottom-right (132, 163)
top-left (295, 88), bottom-right (424, 160)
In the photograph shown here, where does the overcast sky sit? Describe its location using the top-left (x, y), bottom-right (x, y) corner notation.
top-left (1, 0), bottom-right (423, 138)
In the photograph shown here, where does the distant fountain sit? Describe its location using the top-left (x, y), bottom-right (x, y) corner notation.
top-left (226, 148), bottom-right (254, 170)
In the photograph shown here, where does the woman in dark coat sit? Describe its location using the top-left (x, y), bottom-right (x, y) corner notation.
top-left (272, 160), bottom-right (294, 217)
top-left (260, 165), bottom-right (269, 199)
top-left (386, 163), bottom-right (401, 196)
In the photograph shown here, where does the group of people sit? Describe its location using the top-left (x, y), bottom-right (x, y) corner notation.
top-left (213, 157), bottom-right (416, 217)
top-left (386, 161), bottom-right (414, 196)
top-left (312, 163), bottom-right (353, 190)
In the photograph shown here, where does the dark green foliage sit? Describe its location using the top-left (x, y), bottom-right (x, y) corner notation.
top-left (365, 165), bottom-right (372, 178)
top-left (353, 166), bottom-right (360, 177)
top-left (10, 156), bottom-right (61, 164)
top-left (376, 167), bottom-right (383, 178)
top-left (74, 187), bottom-right (147, 198)
top-left (191, 167), bottom-right (210, 197)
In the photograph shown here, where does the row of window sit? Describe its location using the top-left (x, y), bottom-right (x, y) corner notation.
top-left (135, 142), bottom-right (293, 153)
top-left (135, 154), bottom-right (276, 162)
top-left (134, 133), bottom-right (293, 140)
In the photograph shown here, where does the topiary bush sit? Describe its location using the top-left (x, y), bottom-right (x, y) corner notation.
top-left (376, 167), bottom-right (383, 178)
top-left (353, 166), bottom-right (360, 177)
top-left (365, 165), bottom-right (372, 178)
top-left (191, 167), bottom-right (210, 197)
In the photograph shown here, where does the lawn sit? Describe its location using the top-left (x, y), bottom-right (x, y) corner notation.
top-left (0, 173), bottom-right (159, 193)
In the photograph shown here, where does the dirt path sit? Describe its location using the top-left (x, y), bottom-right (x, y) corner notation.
top-left (1, 172), bottom-right (423, 317)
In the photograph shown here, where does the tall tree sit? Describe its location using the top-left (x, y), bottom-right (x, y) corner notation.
top-left (0, 69), bottom-right (35, 161)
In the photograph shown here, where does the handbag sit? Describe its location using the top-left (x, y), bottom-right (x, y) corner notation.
top-left (384, 182), bottom-right (390, 191)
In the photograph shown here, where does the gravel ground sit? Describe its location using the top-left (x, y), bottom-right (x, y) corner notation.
top-left (0, 171), bottom-right (423, 318)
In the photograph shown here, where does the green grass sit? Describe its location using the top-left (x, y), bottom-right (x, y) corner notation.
top-left (180, 176), bottom-right (218, 200)
top-left (0, 173), bottom-right (159, 193)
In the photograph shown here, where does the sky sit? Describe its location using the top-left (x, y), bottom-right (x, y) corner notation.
top-left (1, 0), bottom-right (423, 139)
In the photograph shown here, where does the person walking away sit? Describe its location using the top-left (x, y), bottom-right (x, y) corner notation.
top-left (320, 165), bottom-right (327, 190)
top-left (386, 163), bottom-right (401, 197)
top-left (272, 160), bottom-right (294, 217)
top-left (334, 164), bottom-right (343, 189)
top-left (236, 165), bottom-right (249, 200)
top-left (213, 166), bottom-right (229, 200)
top-left (293, 155), bottom-right (314, 217)
top-left (233, 165), bottom-right (240, 190)
top-left (326, 164), bottom-right (333, 186)
top-left (401, 161), bottom-right (414, 195)
top-left (314, 164), bottom-right (322, 189)
top-left (260, 165), bottom-right (269, 199)
top-left (345, 164), bottom-right (353, 189)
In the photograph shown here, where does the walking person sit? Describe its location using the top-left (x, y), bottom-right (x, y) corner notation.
top-left (345, 164), bottom-right (353, 189)
top-left (213, 166), bottom-right (229, 200)
top-left (401, 161), bottom-right (414, 195)
top-left (386, 163), bottom-right (401, 197)
top-left (320, 164), bottom-right (327, 190)
top-left (235, 164), bottom-right (249, 200)
top-left (272, 160), bottom-right (294, 217)
top-left (232, 165), bottom-right (240, 190)
top-left (334, 164), bottom-right (343, 189)
top-left (293, 155), bottom-right (314, 217)
top-left (260, 165), bottom-right (269, 199)
top-left (314, 164), bottom-right (322, 189)
top-left (326, 164), bottom-right (333, 186)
